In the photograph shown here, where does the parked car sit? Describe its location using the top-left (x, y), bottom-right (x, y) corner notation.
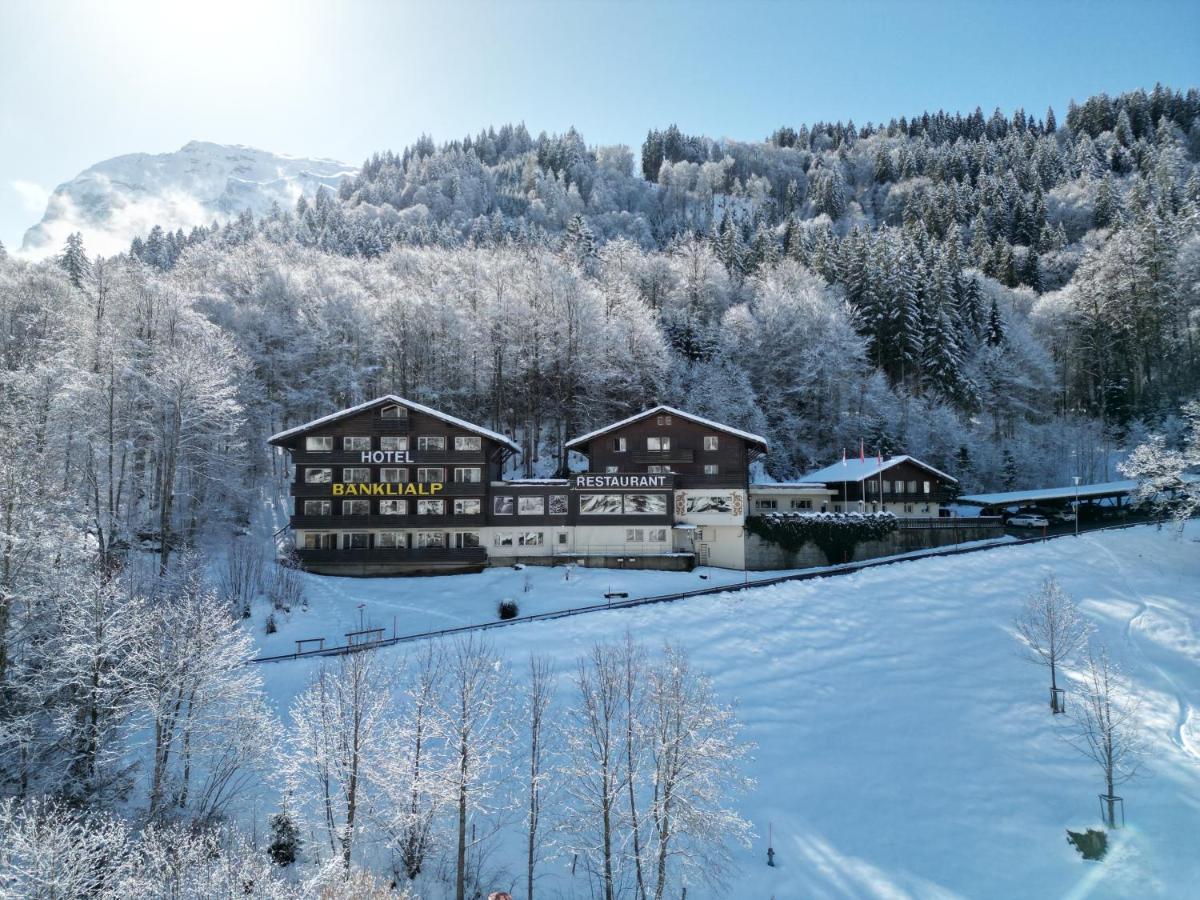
top-left (1033, 506), bottom-right (1076, 523)
top-left (1008, 514), bottom-right (1050, 528)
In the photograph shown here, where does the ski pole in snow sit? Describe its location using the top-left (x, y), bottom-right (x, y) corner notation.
top-left (767, 821), bottom-right (775, 866)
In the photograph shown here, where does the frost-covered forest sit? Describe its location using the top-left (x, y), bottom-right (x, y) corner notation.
top-left (1, 84), bottom-right (1200, 896)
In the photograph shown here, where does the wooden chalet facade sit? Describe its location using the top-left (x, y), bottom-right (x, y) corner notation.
top-left (269, 397), bottom-right (964, 575)
top-left (799, 455), bottom-right (960, 516)
top-left (269, 395), bottom-right (519, 575)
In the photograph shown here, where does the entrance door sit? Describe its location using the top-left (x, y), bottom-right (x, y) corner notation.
top-left (696, 543), bottom-right (710, 565)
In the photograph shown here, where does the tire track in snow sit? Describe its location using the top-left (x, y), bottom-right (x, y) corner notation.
top-left (1087, 535), bottom-right (1200, 764)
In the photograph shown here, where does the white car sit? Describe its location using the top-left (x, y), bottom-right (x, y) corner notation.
top-left (1008, 514), bottom-right (1049, 528)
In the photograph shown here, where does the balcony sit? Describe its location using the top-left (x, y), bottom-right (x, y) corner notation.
top-left (290, 450), bottom-right (486, 465)
top-left (295, 546), bottom-right (487, 566)
top-left (290, 514), bottom-right (484, 529)
top-left (676, 473), bottom-right (746, 489)
top-left (632, 449), bottom-right (695, 465)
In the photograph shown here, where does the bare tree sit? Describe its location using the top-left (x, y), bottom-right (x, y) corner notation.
top-left (563, 642), bottom-right (626, 900)
top-left (219, 540), bottom-right (264, 618)
top-left (285, 648), bottom-right (395, 871)
top-left (525, 654), bottom-right (556, 900)
top-left (1066, 643), bottom-right (1147, 827)
top-left (646, 643), bottom-right (753, 900)
top-left (619, 633), bottom-right (649, 900)
top-left (267, 561), bottom-right (305, 612)
top-left (438, 635), bottom-right (510, 900)
top-left (1014, 574), bottom-right (1091, 712)
top-left (372, 642), bottom-right (449, 885)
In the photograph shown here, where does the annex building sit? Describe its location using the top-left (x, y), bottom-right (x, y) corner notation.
top-left (268, 395), bottom-right (963, 576)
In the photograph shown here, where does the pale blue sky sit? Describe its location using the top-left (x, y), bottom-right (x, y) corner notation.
top-left (1, 0), bottom-right (1197, 250)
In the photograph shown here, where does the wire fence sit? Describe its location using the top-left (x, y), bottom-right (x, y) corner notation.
top-left (249, 518), bottom-right (1157, 664)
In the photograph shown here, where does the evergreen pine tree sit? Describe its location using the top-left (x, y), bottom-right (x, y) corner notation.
top-left (1094, 174), bottom-right (1119, 228)
top-left (58, 232), bottom-right (91, 287)
top-left (1000, 449), bottom-right (1019, 490)
top-left (985, 297), bottom-right (1005, 346)
top-left (1045, 106), bottom-right (1057, 133)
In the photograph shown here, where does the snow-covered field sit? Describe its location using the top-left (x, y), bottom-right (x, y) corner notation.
top-left (253, 523), bottom-right (1200, 898)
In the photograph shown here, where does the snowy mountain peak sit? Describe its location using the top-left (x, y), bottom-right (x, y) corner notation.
top-left (19, 141), bottom-right (357, 259)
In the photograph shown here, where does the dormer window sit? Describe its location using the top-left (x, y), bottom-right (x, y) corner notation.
top-left (380, 405), bottom-right (407, 420)
top-left (656, 414), bottom-right (672, 426)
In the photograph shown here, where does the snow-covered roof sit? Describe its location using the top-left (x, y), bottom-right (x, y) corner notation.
top-left (802, 455), bottom-right (959, 485)
top-left (564, 405), bottom-right (768, 451)
top-left (958, 479), bottom-right (1137, 507)
top-left (268, 395), bottom-right (521, 453)
top-left (749, 481), bottom-right (833, 491)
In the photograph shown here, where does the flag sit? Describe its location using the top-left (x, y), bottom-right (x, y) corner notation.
top-left (842, 448), bottom-right (847, 467)
top-left (859, 440), bottom-right (865, 463)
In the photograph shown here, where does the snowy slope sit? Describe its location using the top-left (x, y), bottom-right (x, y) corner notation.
top-left (250, 524), bottom-right (1200, 898)
top-left (19, 141), bottom-right (356, 258)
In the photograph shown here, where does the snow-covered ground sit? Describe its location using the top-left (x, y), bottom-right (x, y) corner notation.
top-left (252, 523), bottom-right (1200, 898)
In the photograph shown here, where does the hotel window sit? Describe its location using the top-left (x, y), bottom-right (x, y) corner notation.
top-left (557, 531), bottom-right (569, 545)
top-left (907, 480), bottom-right (917, 494)
top-left (416, 531), bottom-right (445, 548)
top-left (882, 480), bottom-right (892, 494)
top-left (626, 528), bottom-right (644, 542)
top-left (380, 499), bottom-right (407, 516)
top-left (376, 531), bottom-right (405, 548)
top-left (417, 468), bottom-right (445, 483)
top-left (380, 468), bottom-right (408, 483)
top-left (303, 532), bottom-right (335, 549)
top-left (624, 494), bottom-right (667, 514)
top-left (417, 436), bottom-right (446, 451)
top-left (579, 494), bottom-right (622, 514)
top-left (612, 437), bottom-right (627, 452)
top-left (305, 467), bottom-right (333, 483)
top-left (343, 467), bottom-right (370, 483)
top-left (343, 499), bottom-right (369, 516)
top-left (656, 415), bottom-right (672, 425)
top-left (454, 532), bottom-right (480, 548)
top-left (493, 496), bottom-right (514, 515)
top-left (905, 503), bottom-right (914, 513)
top-left (704, 464), bottom-right (719, 475)
top-left (648, 528), bottom-right (667, 542)
top-left (453, 467), bottom-right (482, 483)
top-left (647, 465), bottom-right (671, 474)
top-left (548, 495), bottom-right (568, 515)
top-left (791, 499), bottom-right (813, 510)
top-left (494, 532), bottom-right (514, 547)
top-left (454, 498), bottom-right (482, 515)
top-left (380, 405), bottom-right (407, 420)
top-left (344, 436), bottom-right (370, 451)
top-left (417, 499), bottom-right (445, 515)
top-left (703, 435), bottom-right (719, 451)
top-left (518, 496), bottom-right (545, 515)
top-left (755, 499), bottom-right (778, 510)
top-left (519, 532), bottom-right (543, 547)
top-left (342, 532), bottom-right (369, 549)
top-left (305, 436), bottom-right (333, 452)
top-left (304, 500), bottom-right (332, 516)
top-left (605, 465), bottom-right (619, 473)
top-left (647, 436), bottom-right (671, 451)
top-left (380, 435), bottom-right (409, 452)
top-left (454, 435), bottom-right (481, 451)
top-left (923, 481), bottom-right (931, 494)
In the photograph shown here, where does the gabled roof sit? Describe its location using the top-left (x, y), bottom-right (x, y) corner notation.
top-left (801, 454), bottom-right (958, 485)
top-left (564, 405), bottom-right (768, 452)
top-left (268, 395), bottom-right (521, 453)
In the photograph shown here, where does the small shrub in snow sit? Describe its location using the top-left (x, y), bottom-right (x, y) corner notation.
top-left (267, 811), bottom-right (300, 866)
top-left (746, 511), bottom-right (899, 562)
top-left (1066, 828), bottom-right (1107, 860)
top-left (498, 599), bottom-right (519, 620)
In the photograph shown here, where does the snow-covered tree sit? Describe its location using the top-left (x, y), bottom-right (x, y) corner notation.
top-left (1013, 574), bottom-right (1092, 712)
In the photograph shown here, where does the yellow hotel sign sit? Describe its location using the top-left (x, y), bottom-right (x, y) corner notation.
top-left (331, 482), bottom-right (444, 496)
